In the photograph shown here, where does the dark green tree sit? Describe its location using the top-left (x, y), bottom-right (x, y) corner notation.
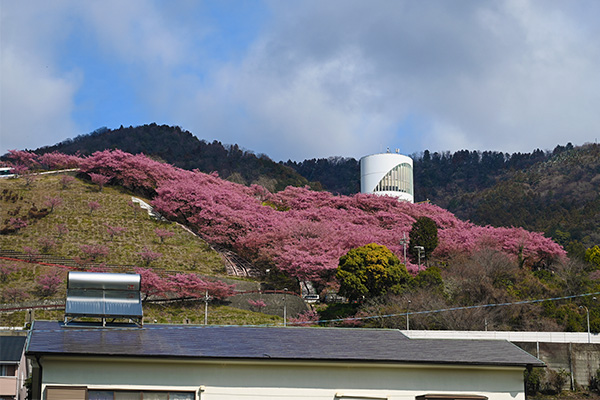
top-left (336, 243), bottom-right (412, 301)
top-left (409, 216), bottom-right (438, 263)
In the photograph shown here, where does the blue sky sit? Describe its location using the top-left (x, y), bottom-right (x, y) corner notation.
top-left (2, 0), bottom-right (600, 161)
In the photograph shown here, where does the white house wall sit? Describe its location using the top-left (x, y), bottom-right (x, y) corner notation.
top-left (40, 357), bottom-right (526, 400)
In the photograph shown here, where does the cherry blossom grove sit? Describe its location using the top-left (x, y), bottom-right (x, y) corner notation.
top-left (10, 149), bottom-right (566, 281)
top-left (80, 150), bottom-right (566, 280)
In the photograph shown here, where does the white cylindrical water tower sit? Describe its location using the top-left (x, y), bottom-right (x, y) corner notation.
top-left (360, 150), bottom-right (414, 203)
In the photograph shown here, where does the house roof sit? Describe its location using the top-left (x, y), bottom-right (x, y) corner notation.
top-left (27, 320), bottom-right (543, 368)
top-left (0, 336), bottom-right (27, 362)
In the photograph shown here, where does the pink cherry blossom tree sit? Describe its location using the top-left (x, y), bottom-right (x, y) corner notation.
top-left (60, 175), bottom-right (76, 190)
top-left (44, 196), bottom-right (63, 213)
top-left (0, 264), bottom-right (19, 282)
top-left (23, 246), bottom-right (39, 262)
top-left (136, 247), bottom-right (162, 266)
top-left (104, 223), bottom-right (126, 241)
top-left (38, 237), bottom-right (57, 254)
top-left (6, 150), bottom-right (39, 167)
top-left (35, 270), bottom-right (64, 297)
top-left (55, 223), bottom-right (69, 238)
top-left (248, 299), bottom-right (267, 312)
top-left (169, 273), bottom-right (207, 299)
top-left (88, 201), bottom-right (101, 214)
top-left (2, 287), bottom-right (29, 303)
top-left (134, 268), bottom-right (171, 300)
top-left (79, 244), bottom-right (109, 261)
top-left (8, 217), bottom-right (28, 233)
top-left (154, 228), bottom-right (175, 244)
top-left (38, 152), bottom-right (83, 169)
top-left (88, 173), bottom-right (111, 191)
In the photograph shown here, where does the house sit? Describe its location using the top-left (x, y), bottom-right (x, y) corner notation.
top-left (0, 335), bottom-right (29, 400)
top-left (26, 320), bottom-right (543, 400)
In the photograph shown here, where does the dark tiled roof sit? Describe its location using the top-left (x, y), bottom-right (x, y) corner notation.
top-left (0, 336), bottom-right (26, 362)
top-left (27, 320), bottom-right (542, 367)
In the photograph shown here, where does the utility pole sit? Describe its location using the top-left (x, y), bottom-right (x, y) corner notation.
top-left (406, 300), bottom-right (411, 331)
top-left (204, 290), bottom-right (212, 325)
top-left (283, 288), bottom-right (288, 327)
top-left (399, 233), bottom-right (408, 265)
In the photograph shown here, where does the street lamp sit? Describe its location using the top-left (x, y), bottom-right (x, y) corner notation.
top-left (414, 246), bottom-right (425, 267)
top-left (283, 288), bottom-right (288, 327)
top-left (580, 297), bottom-right (597, 344)
top-left (406, 300), bottom-right (412, 331)
top-left (580, 305), bottom-right (591, 344)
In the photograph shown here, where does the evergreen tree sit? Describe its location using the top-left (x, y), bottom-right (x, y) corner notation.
top-left (409, 216), bottom-right (438, 263)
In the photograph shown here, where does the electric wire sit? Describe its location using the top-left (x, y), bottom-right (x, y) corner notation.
top-left (32, 291), bottom-right (600, 333)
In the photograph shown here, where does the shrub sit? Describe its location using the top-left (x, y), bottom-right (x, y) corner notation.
top-left (590, 368), bottom-right (600, 394)
top-left (289, 310), bottom-right (319, 326)
top-left (525, 367), bottom-right (544, 395)
top-left (543, 368), bottom-right (569, 395)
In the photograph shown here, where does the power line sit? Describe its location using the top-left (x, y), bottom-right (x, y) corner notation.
top-left (290, 291), bottom-right (600, 326)
top-left (31, 291), bottom-right (600, 332)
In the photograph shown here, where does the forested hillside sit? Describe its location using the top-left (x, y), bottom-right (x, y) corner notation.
top-left (286, 143), bottom-right (599, 260)
top-left (34, 124), bottom-right (312, 192)
top-left (284, 157), bottom-right (360, 195)
top-left (448, 144), bottom-right (600, 256)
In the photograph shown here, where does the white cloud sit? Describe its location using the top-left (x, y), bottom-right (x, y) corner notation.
top-left (177, 0), bottom-right (600, 160)
top-left (2, 0), bottom-right (600, 160)
top-left (1, 47), bottom-right (81, 151)
top-left (0, 2), bottom-right (81, 153)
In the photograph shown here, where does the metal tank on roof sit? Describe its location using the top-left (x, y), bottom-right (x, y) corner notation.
top-left (64, 271), bottom-right (143, 327)
top-left (360, 149), bottom-right (414, 203)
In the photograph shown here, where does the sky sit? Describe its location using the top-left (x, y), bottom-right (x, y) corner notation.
top-left (1, 0), bottom-right (600, 162)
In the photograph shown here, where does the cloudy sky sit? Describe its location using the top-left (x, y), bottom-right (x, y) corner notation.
top-left (1, 1), bottom-right (599, 161)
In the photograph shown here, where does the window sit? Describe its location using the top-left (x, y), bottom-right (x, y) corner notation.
top-left (46, 386), bottom-right (87, 400)
top-left (373, 163), bottom-right (413, 195)
top-left (88, 391), bottom-right (194, 400)
top-left (0, 364), bottom-right (16, 376)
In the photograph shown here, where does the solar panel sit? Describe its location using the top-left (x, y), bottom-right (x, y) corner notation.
top-left (64, 271), bottom-right (143, 326)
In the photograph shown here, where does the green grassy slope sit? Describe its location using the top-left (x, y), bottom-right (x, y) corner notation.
top-left (0, 172), bottom-right (223, 272)
top-left (0, 172), bottom-right (286, 327)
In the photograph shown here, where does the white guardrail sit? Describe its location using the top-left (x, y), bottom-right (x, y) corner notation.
top-left (401, 330), bottom-right (599, 344)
